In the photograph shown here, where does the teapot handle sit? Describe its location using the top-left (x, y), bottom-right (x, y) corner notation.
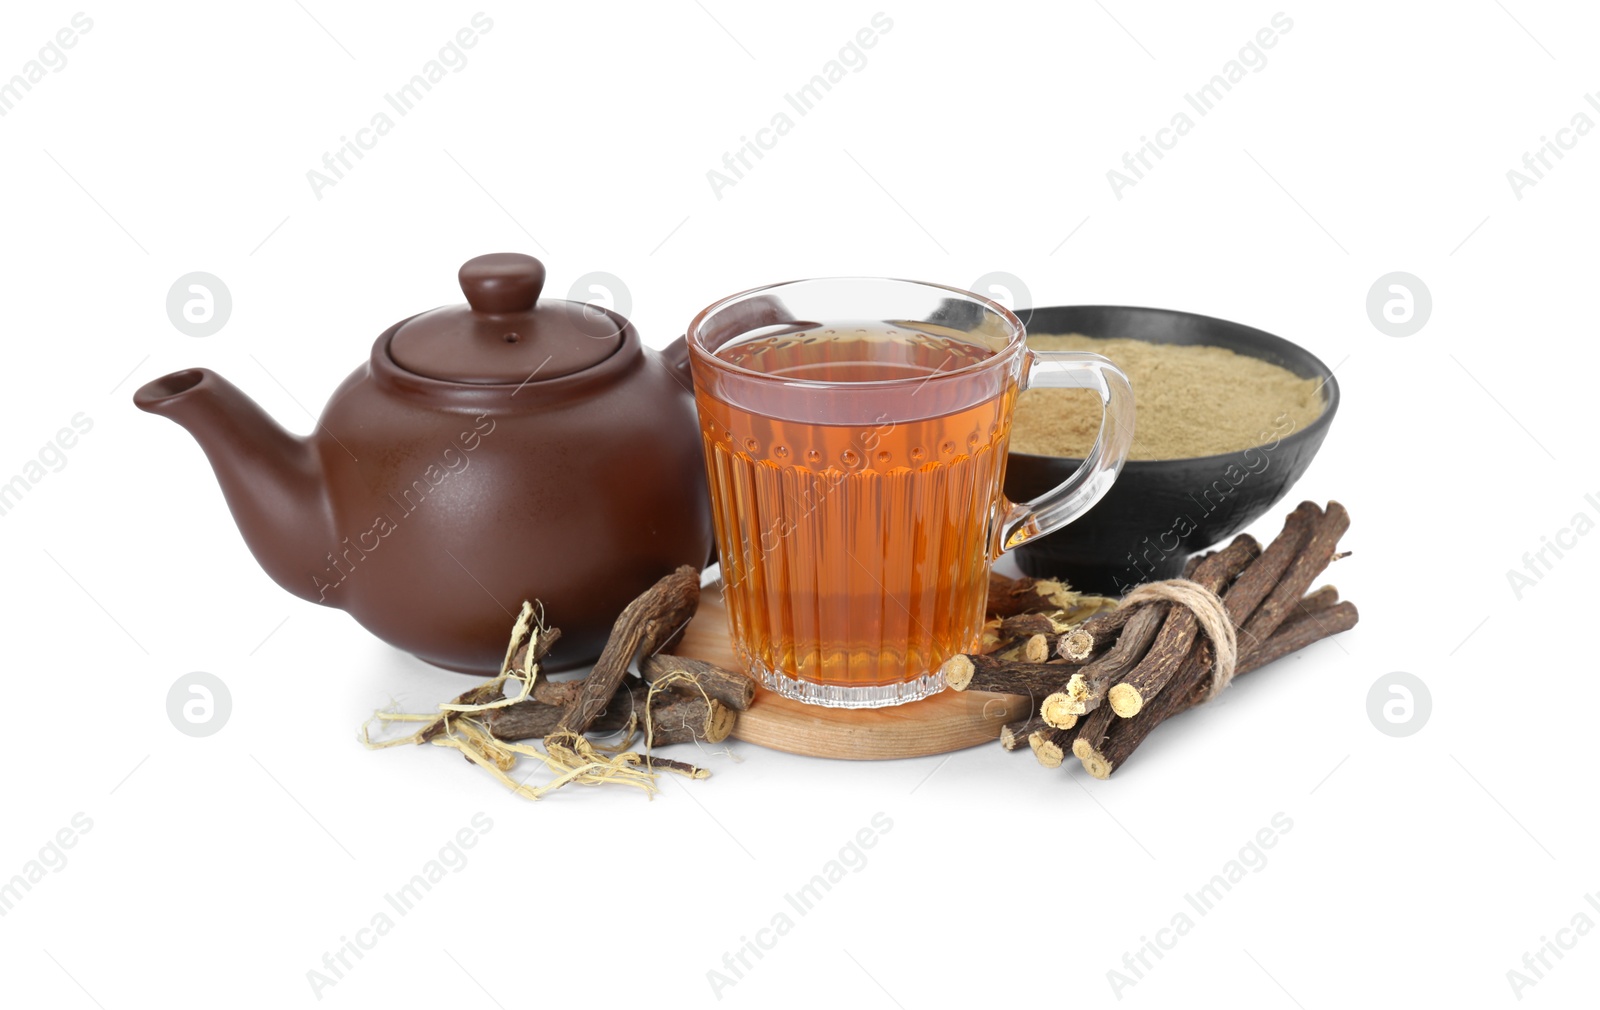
top-left (659, 333), bottom-right (716, 567)
top-left (661, 334), bottom-right (694, 385)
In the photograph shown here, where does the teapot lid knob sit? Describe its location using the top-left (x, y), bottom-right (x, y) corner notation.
top-left (387, 251), bottom-right (626, 385)
top-left (459, 253), bottom-right (545, 314)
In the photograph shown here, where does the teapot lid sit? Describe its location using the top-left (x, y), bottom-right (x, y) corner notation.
top-left (388, 253), bottom-right (624, 384)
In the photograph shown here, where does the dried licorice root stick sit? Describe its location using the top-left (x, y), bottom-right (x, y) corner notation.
top-left (643, 691), bottom-right (736, 747)
top-left (636, 755), bottom-right (710, 780)
top-left (1082, 507), bottom-right (1355, 772)
top-left (941, 653), bottom-right (1074, 695)
top-left (993, 633), bottom-right (1052, 664)
top-left (1042, 603), bottom-right (1168, 727)
top-left (987, 572), bottom-right (1071, 618)
top-left (508, 626), bottom-right (564, 679)
top-left (641, 654), bottom-right (756, 712)
top-left (441, 624), bottom-right (566, 717)
top-left (1049, 525), bottom-right (1312, 729)
top-left (490, 680), bottom-right (733, 748)
top-left (1169, 581), bottom-right (1345, 700)
top-left (1057, 605), bottom-right (1137, 661)
top-left (1001, 715), bottom-right (1050, 751)
top-left (1294, 584), bottom-right (1340, 616)
top-left (987, 572), bottom-right (1116, 621)
top-left (418, 621), bottom-right (562, 744)
top-left (554, 565), bottom-right (701, 736)
top-left (1069, 703), bottom-right (1116, 764)
top-left (1109, 504), bottom-right (1324, 721)
top-left (1104, 535), bottom-right (1262, 718)
top-left (530, 679), bottom-right (582, 707)
top-left (1237, 502), bottom-right (1350, 652)
top-left (1030, 723), bottom-right (1080, 768)
top-left (1233, 600), bottom-right (1356, 673)
top-left (1079, 599), bottom-right (1359, 779)
top-left (999, 611), bottom-right (1071, 639)
top-left (1218, 502), bottom-right (1320, 627)
top-left (487, 682), bottom-right (649, 741)
top-left (1058, 627), bottom-right (1097, 662)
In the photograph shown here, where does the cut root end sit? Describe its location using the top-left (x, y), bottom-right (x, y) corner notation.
top-left (1081, 748), bottom-right (1113, 780)
top-left (1040, 693), bottom-right (1078, 729)
top-left (1021, 634), bottom-right (1049, 664)
top-left (1107, 683), bottom-right (1143, 718)
top-left (1030, 732), bottom-right (1066, 768)
top-left (941, 654), bottom-right (976, 692)
top-left (1060, 628), bottom-right (1095, 661)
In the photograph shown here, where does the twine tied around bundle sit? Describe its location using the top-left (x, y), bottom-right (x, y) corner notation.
top-left (1118, 579), bottom-right (1238, 700)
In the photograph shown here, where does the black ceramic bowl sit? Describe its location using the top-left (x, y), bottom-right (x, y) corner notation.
top-left (1003, 305), bottom-right (1338, 594)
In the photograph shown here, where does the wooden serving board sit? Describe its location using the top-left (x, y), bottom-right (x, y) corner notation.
top-left (675, 592), bottom-right (1030, 760)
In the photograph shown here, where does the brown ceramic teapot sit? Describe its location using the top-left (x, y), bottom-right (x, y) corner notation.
top-left (135, 253), bottom-right (713, 674)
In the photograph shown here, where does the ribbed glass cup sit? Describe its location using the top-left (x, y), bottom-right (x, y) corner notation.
top-left (687, 278), bottom-right (1133, 708)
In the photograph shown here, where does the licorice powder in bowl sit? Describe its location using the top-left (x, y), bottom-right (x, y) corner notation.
top-left (1011, 334), bottom-right (1326, 461)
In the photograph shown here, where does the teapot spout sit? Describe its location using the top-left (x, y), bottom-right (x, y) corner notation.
top-left (135, 368), bottom-right (336, 605)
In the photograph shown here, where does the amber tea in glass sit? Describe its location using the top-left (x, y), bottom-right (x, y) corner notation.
top-left (687, 279), bottom-right (1134, 708)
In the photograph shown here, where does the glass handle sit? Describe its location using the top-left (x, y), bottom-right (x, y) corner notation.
top-left (996, 350), bottom-right (1135, 554)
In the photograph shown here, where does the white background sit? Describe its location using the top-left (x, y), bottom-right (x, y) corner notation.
top-left (2, 1), bottom-right (1596, 1007)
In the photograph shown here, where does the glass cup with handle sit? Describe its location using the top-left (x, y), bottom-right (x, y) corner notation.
top-left (687, 278), bottom-right (1134, 709)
